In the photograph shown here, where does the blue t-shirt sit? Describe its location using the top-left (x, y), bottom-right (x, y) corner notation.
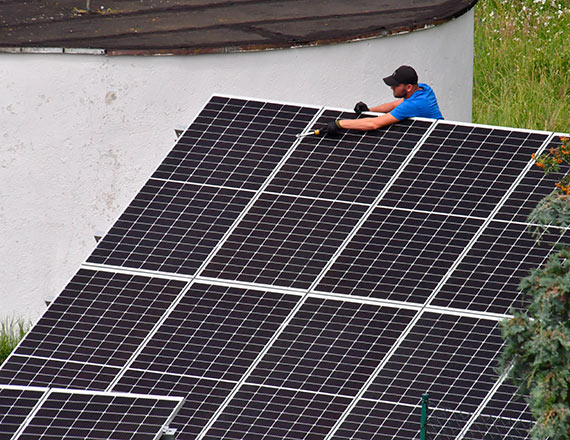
top-left (390, 83), bottom-right (443, 121)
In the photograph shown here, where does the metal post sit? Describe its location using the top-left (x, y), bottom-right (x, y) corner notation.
top-left (420, 393), bottom-right (429, 440)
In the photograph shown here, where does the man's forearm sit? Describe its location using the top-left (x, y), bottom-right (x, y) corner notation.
top-left (369, 99), bottom-right (404, 114)
top-left (338, 113), bottom-right (399, 131)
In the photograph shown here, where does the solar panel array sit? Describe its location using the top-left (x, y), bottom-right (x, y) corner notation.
top-left (2, 95), bottom-right (567, 440)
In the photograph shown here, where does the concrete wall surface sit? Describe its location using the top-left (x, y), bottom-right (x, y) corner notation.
top-left (0, 10), bottom-right (474, 321)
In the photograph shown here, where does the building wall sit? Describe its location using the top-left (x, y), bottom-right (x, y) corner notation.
top-left (0, 10), bottom-right (473, 321)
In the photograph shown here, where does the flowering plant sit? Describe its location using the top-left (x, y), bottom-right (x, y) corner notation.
top-left (532, 137), bottom-right (570, 179)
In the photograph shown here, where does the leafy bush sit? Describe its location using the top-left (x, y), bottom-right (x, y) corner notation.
top-left (499, 137), bottom-right (570, 439)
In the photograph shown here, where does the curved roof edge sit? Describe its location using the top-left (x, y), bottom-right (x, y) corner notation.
top-left (0, 0), bottom-right (478, 56)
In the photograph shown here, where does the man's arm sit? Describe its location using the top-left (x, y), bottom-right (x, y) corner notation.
top-left (337, 113), bottom-right (400, 131)
top-left (369, 99), bottom-right (403, 114)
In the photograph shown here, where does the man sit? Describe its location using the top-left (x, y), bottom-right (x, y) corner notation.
top-left (320, 65), bottom-right (443, 136)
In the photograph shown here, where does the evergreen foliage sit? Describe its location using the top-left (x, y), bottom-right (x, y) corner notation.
top-left (499, 138), bottom-right (570, 440)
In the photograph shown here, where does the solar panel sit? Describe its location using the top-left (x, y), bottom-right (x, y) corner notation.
top-left (380, 122), bottom-right (549, 217)
top-left (363, 312), bottom-right (504, 413)
top-left (124, 283), bottom-right (301, 381)
top-left (201, 193), bottom-right (369, 289)
top-left (246, 297), bottom-right (416, 396)
top-left (431, 221), bottom-right (570, 314)
top-left (331, 399), bottom-right (424, 440)
top-left (87, 181), bottom-right (255, 275)
top-left (495, 135), bottom-right (565, 223)
top-left (152, 96), bottom-right (319, 191)
top-left (201, 384), bottom-right (353, 440)
top-left (0, 355), bottom-right (121, 390)
top-left (316, 207), bottom-right (484, 302)
top-left (2, 95), bottom-right (566, 440)
top-left (6, 387), bottom-right (183, 440)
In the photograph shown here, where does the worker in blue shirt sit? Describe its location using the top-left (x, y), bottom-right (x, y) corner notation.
top-left (321, 65), bottom-right (443, 136)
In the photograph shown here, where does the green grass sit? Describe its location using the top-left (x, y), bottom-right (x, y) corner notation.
top-left (0, 318), bottom-right (29, 364)
top-left (473, 0), bottom-right (570, 132)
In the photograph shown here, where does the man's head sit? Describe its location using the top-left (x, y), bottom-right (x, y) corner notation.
top-left (383, 65), bottom-right (419, 99)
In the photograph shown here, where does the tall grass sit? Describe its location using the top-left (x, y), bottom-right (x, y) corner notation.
top-left (0, 318), bottom-right (29, 364)
top-left (473, 0), bottom-right (570, 132)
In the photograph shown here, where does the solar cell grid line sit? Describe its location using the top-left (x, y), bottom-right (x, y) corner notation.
top-left (112, 370), bottom-right (236, 438)
top-left (106, 104), bottom-right (323, 285)
top-left (4, 269), bottom-right (186, 368)
top-left (244, 296), bottom-right (416, 396)
top-left (152, 95), bottom-right (320, 191)
top-left (265, 110), bottom-right (435, 204)
top-left (12, 388), bottom-right (183, 440)
top-left (200, 383), bottom-right (353, 440)
top-left (315, 206), bottom-right (484, 303)
top-left (120, 283), bottom-right (301, 382)
top-left (380, 121), bottom-right (551, 218)
top-left (87, 179), bottom-right (255, 276)
top-left (431, 220), bottom-right (570, 315)
top-left (363, 313), bottom-right (505, 414)
top-left (0, 385), bottom-right (47, 440)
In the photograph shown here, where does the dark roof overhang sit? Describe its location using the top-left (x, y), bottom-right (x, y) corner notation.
top-left (0, 0), bottom-right (479, 56)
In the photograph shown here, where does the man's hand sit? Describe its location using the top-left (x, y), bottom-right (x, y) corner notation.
top-left (314, 120), bottom-right (342, 137)
top-left (354, 101), bottom-right (370, 116)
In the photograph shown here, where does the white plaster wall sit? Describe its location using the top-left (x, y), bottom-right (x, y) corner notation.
top-left (0, 10), bottom-right (473, 321)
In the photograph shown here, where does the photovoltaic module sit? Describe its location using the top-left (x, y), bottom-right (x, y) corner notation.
top-left (1, 95), bottom-right (567, 440)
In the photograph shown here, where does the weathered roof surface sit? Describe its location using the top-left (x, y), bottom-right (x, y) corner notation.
top-left (0, 0), bottom-right (478, 56)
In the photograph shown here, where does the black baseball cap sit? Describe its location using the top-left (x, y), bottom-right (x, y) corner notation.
top-left (383, 65), bottom-right (418, 86)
